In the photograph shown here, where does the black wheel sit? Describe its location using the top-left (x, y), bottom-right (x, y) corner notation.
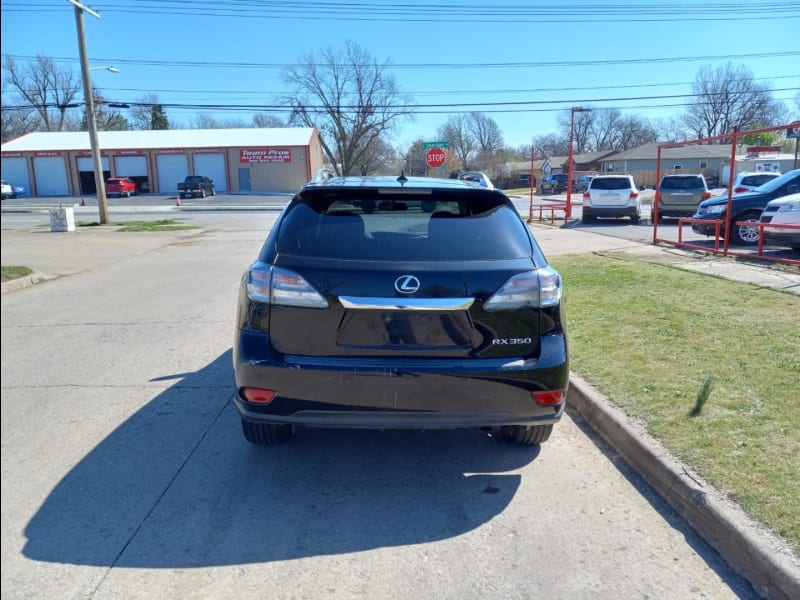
top-left (200, 189), bottom-right (206, 198)
top-left (501, 424), bottom-right (553, 446)
top-left (582, 213), bottom-right (596, 224)
top-left (179, 193), bottom-right (185, 200)
top-left (241, 419), bottom-right (294, 445)
top-left (729, 211), bottom-right (762, 246)
top-left (631, 213), bottom-right (640, 224)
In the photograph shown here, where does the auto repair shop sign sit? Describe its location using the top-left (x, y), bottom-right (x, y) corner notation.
top-left (240, 149), bottom-right (291, 163)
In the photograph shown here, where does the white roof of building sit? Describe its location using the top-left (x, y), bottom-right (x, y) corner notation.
top-left (1, 127), bottom-right (317, 152)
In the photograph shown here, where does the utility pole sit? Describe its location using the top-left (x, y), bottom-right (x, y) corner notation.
top-left (70, 0), bottom-right (109, 224)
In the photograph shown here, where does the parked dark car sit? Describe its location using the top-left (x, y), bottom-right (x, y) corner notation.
top-left (691, 169), bottom-right (800, 245)
top-left (232, 174), bottom-right (570, 446)
top-left (178, 175), bottom-right (216, 199)
top-left (541, 173), bottom-right (576, 194)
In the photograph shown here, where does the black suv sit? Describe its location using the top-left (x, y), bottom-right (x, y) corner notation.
top-left (233, 174), bottom-right (570, 446)
top-left (691, 169), bottom-right (800, 245)
top-left (541, 173), bottom-right (576, 194)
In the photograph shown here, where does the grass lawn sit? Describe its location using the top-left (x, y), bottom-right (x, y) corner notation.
top-left (76, 219), bottom-right (199, 232)
top-left (551, 253), bottom-right (800, 552)
top-left (1, 266), bottom-right (33, 283)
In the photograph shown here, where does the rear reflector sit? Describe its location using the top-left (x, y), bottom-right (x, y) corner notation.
top-left (532, 389), bottom-right (565, 406)
top-left (242, 387), bottom-right (277, 404)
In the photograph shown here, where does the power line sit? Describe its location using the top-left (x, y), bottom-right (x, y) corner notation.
top-left (4, 0), bottom-right (799, 22)
top-left (5, 50), bottom-right (800, 71)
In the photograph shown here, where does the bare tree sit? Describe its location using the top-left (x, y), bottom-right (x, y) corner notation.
top-left (681, 63), bottom-right (785, 140)
top-left (1, 91), bottom-right (41, 142)
top-left (2, 54), bottom-right (81, 132)
top-left (252, 113), bottom-right (285, 128)
top-left (281, 40), bottom-right (414, 176)
top-left (557, 109), bottom-right (593, 154)
top-left (401, 139), bottom-right (428, 176)
top-left (191, 113), bottom-right (249, 128)
top-left (652, 117), bottom-right (688, 143)
top-left (128, 93), bottom-right (171, 130)
top-left (532, 133), bottom-right (568, 158)
top-left (346, 135), bottom-right (398, 175)
top-left (438, 115), bottom-right (475, 170)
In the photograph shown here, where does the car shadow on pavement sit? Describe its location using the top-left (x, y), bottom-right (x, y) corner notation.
top-left (22, 350), bottom-right (539, 568)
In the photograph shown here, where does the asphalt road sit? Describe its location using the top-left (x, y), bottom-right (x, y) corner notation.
top-left (0, 218), bottom-right (761, 599)
top-left (4, 192), bottom-right (796, 262)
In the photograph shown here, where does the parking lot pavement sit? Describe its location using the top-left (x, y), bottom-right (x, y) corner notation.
top-left (2, 223), bottom-right (799, 599)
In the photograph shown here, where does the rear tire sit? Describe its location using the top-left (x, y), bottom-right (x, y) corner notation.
top-left (241, 419), bottom-right (294, 445)
top-left (501, 424), bottom-right (553, 446)
top-left (582, 214), bottom-right (596, 224)
top-left (211, 187), bottom-right (216, 196)
top-left (200, 189), bottom-right (206, 198)
top-left (630, 213), bottom-right (641, 224)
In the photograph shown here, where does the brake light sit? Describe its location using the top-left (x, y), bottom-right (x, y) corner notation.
top-left (702, 191), bottom-right (712, 199)
top-left (532, 389), bottom-right (565, 406)
top-left (484, 266), bottom-right (562, 311)
top-left (733, 187), bottom-right (747, 193)
top-left (246, 266), bottom-right (328, 308)
top-left (629, 191), bottom-right (639, 199)
top-left (582, 192), bottom-right (590, 199)
top-left (242, 387), bottom-right (277, 404)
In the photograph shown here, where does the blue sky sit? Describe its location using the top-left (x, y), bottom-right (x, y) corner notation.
top-left (2, 0), bottom-right (798, 151)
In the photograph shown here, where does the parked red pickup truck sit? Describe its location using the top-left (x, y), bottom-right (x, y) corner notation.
top-left (177, 176), bottom-right (216, 199)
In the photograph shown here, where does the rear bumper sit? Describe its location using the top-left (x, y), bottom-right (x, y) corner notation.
top-left (233, 330), bottom-right (569, 428)
top-left (583, 206), bottom-right (638, 218)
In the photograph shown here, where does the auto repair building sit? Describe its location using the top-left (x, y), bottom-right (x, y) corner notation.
top-left (0, 127), bottom-right (325, 197)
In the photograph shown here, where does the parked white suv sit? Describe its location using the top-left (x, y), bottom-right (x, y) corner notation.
top-left (729, 171), bottom-right (782, 194)
top-left (582, 175), bottom-right (641, 223)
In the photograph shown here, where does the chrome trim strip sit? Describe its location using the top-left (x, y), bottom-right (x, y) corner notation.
top-left (338, 296), bottom-right (474, 311)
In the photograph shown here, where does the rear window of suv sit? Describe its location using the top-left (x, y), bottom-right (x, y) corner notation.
top-left (589, 177), bottom-right (633, 190)
top-left (277, 191), bottom-right (532, 261)
top-left (660, 175), bottom-right (706, 190)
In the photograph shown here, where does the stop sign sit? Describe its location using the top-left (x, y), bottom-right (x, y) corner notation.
top-left (426, 148), bottom-right (446, 169)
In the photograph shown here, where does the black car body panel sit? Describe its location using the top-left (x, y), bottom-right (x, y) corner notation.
top-left (232, 175), bottom-right (569, 441)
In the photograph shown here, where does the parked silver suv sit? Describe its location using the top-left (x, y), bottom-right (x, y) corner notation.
top-left (655, 174), bottom-right (711, 221)
top-left (582, 175), bottom-right (641, 223)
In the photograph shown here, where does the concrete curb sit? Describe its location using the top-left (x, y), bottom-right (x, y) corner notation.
top-left (567, 373), bottom-right (800, 600)
top-left (1, 271), bottom-right (50, 294)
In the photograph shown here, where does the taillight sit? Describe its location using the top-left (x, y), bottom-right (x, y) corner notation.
top-left (702, 191), bottom-right (712, 199)
top-left (246, 266), bottom-right (328, 308)
top-left (733, 187), bottom-right (747, 193)
top-left (242, 387), bottom-right (277, 404)
top-left (532, 389), bottom-right (565, 406)
top-left (582, 192), bottom-right (590, 199)
top-left (630, 191), bottom-right (639, 199)
top-left (484, 266), bottom-right (562, 311)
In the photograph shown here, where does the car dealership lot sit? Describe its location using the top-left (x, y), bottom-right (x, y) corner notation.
top-left (0, 213), bottom-right (762, 599)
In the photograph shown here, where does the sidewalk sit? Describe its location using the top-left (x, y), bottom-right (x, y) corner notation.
top-left (2, 223), bottom-right (799, 599)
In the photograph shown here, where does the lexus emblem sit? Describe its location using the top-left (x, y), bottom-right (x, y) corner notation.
top-left (395, 275), bottom-right (420, 294)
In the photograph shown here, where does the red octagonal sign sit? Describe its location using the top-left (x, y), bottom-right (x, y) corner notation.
top-left (426, 147), bottom-right (446, 168)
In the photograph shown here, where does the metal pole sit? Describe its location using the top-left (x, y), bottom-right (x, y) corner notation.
top-left (794, 137), bottom-right (798, 170)
top-left (73, 4), bottom-right (108, 224)
top-left (566, 110), bottom-right (575, 220)
top-left (528, 144), bottom-right (535, 223)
